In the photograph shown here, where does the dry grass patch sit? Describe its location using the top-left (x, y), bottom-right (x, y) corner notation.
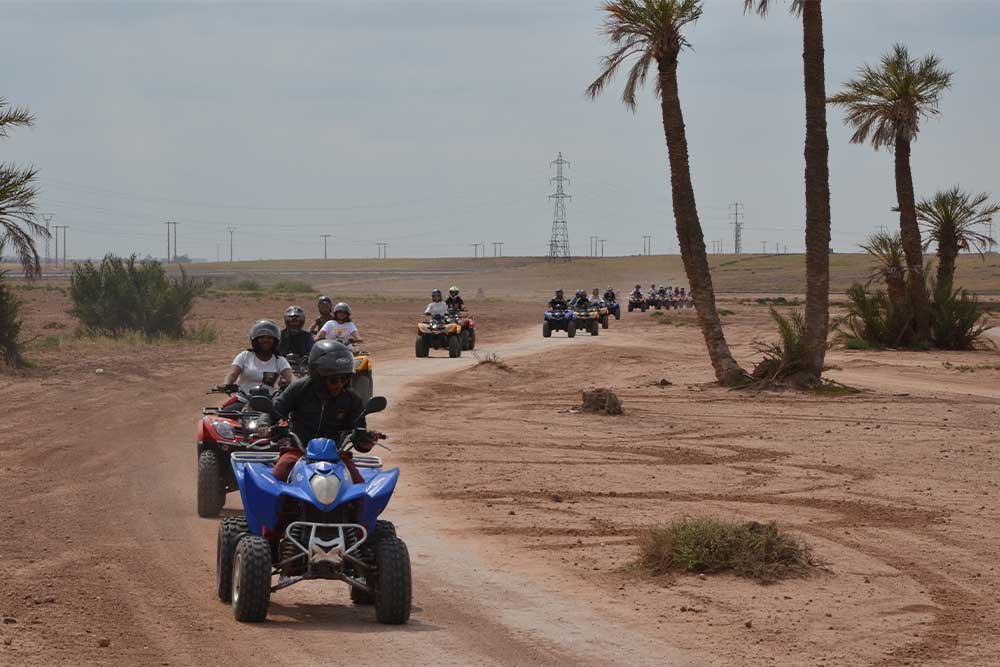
top-left (472, 351), bottom-right (512, 372)
top-left (580, 387), bottom-right (623, 415)
top-left (638, 518), bottom-right (812, 584)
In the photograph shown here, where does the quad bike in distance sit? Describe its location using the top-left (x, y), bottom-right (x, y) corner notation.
top-left (628, 293), bottom-right (647, 313)
top-left (216, 395), bottom-right (411, 625)
top-left (575, 306), bottom-right (601, 336)
top-left (197, 385), bottom-right (276, 518)
top-left (327, 335), bottom-right (375, 403)
top-left (648, 289), bottom-right (661, 310)
top-left (542, 306), bottom-right (577, 338)
top-left (594, 301), bottom-right (611, 330)
top-left (450, 309), bottom-right (477, 351)
top-left (415, 313), bottom-right (462, 358)
top-left (605, 296), bottom-right (621, 320)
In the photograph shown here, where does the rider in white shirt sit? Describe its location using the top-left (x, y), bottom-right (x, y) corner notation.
top-left (223, 320), bottom-right (293, 393)
top-left (425, 289), bottom-right (449, 317)
top-left (317, 302), bottom-right (361, 347)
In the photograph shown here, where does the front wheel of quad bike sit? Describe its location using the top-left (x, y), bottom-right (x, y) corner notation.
top-left (627, 303), bottom-right (634, 313)
top-left (351, 520), bottom-right (397, 606)
top-left (567, 320), bottom-right (576, 338)
top-left (352, 373), bottom-right (373, 403)
top-left (415, 335), bottom-right (429, 358)
top-left (374, 537), bottom-right (412, 624)
top-left (460, 329), bottom-right (471, 350)
top-left (641, 304), bottom-right (647, 312)
top-left (590, 320), bottom-right (599, 336)
top-left (232, 535), bottom-right (272, 623)
top-left (614, 309), bottom-right (620, 320)
top-left (601, 314), bottom-right (609, 329)
top-left (217, 516), bottom-right (248, 603)
top-left (542, 321), bottom-right (552, 338)
top-left (197, 450), bottom-right (226, 518)
top-left (448, 335), bottom-right (462, 358)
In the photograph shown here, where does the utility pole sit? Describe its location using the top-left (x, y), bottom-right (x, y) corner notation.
top-left (470, 243), bottom-right (481, 259)
top-left (641, 235), bottom-right (652, 256)
top-left (599, 239), bottom-right (606, 257)
top-left (761, 240), bottom-right (767, 254)
top-left (547, 152), bottom-right (571, 261)
top-left (491, 241), bottom-right (504, 257)
top-left (729, 203), bottom-right (744, 255)
top-left (589, 235), bottom-right (598, 257)
top-left (39, 213), bottom-right (53, 265)
top-left (321, 234), bottom-right (331, 260)
top-left (164, 221), bottom-right (179, 261)
top-left (165, 222), bottom-right (171, 261)
top-left (52, 225), bottom-right (63, 267)
top-left (376, 242), bottom-right (387, 258)
top-left (497, 241), bottom-right (503, 257)
top-left (227, 226), bottom-right (236, 262)
top-left (52, 226), bottom-right (69, 267)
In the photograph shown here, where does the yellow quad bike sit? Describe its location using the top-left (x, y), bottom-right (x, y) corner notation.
top-left (574, 306), bottom-right (601, 337)
top-left (595, 302), bottom-right (611, 329)
top-left (328, 335), bottom-right (374, 402)
top-left (416, 314), bottom-right (463, 358)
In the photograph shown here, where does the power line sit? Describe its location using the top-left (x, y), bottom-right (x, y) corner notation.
top-left (547, 152), bottom-right (571, 261)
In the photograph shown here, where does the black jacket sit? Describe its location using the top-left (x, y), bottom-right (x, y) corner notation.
top-left (548, 297), bottom-right (568, 310)
top-left (446, 296), bottom-right (465, 311)
top-left (604, 290), bottom-right (616, 301)
top-left (279, 329), bottom-right (314, 357)
top-left (310, 315), bottom-right (333, 335)
top-left (260, 377), bottom-right (366, 445)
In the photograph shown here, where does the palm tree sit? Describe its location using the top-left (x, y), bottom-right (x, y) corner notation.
top-left (744, 0), bottom-right (830, 381)
top-left (860, 230), bottom-right (906, 306)
top-left (586, 0), bottom-right (747, 386)
top-left (915, 186), bottom-right (999, 292)
top-left (829, 45), bottom-right (953, 344)
top-left (0, 97), bottom-right (45, 278)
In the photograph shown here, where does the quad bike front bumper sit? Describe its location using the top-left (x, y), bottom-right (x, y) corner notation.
top-left (272, 521), bottom-right (370, 593)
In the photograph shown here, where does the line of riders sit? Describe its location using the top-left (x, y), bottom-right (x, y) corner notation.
top-left (627, 283), bottom-right (692, 311)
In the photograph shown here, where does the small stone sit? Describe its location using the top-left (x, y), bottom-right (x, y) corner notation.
top-left (95, 369), bottom-right (105, 375)
top-left (551, 494), bottom-right (563, 503)
top-left (98, 638), bottom-right (110, 648)
top-left (44, 596), bottom-right (55, 604)
top-left (658, 378), bottom-right (672, 387)
top-left (2, 618), bottom-right (15, 625)
top-left (745, 620), bottom-right (753, 628)
top-left (3, 637), bottom-right (12, 646)
top-left (508, 510), bottom-right (516, 516)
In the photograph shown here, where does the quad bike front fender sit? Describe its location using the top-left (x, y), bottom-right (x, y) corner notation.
top-left (358, 468), bottom-right (400, 527)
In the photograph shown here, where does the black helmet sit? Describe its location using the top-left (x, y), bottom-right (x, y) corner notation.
top-left (250, 319), bottom-right (280, 341)
top-left (555, 288), bottom-right (564, 296)
top-left (431, 288), bottom-right (442, 300)
top-left (318, 295), bottom-right (333, 306)
top-left (308, 339), bottom-right (356, 376)
top-left (284, 305), bottom-right (305, 325)
top-left (575, 289), bottom-right (586, 298)
top-left (248, 384), bottom-right (272, 398)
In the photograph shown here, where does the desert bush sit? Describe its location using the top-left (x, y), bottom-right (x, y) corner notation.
top-left (232, 279), bottom-right (262, 292)
top-left (0, 271), bottom-right (26, 367)
top-left (185, 322), bottom-right (218, 344)
top-left (638, 518), bottom-right (812, 583)
top-left (840, 284), bottom-right (915, 349)
top-left (472, 351), bottom-right (511, 372)
top-left (270, 279), bottom-right (313, 294)
top-left (749, 309), bottom-right (809, 383)
top-left (929, 284), bottom-right (994, 351)
top-left (69, 255), bottom-right (209, 339)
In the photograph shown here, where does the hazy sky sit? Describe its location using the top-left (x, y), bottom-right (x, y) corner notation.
top-left (3, 1), bottom-right (998, 260)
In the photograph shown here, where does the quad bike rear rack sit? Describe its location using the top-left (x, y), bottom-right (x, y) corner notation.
top-left (231, 452), bottom-right (281, 464)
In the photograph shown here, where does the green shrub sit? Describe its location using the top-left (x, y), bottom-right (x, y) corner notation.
top-left (929, 284), bottom-right (994, 351)
top-left (270, 279), bottom-right (314, 294)
top-left (39, 335), bottom-right (60, 349)
top-left (185, 322), bottom-right (218, 344)
top-left (69, 255), bottom-right (209, 339)
top-left (750, 308), bottom-right (809, 382)
top-left (638, 518), bottom-right (812, 583)
top-left (840, 283), bottom-right (914, 349)
top-left (232, 279), bottom-right (262, 292)
top-left (0, 271), bottom-right (26, 367)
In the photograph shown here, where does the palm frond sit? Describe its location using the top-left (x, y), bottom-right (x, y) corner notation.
top-left (743, 0), bottom-right (804, 18)
top-left (916, 186), bottom-right (999, 257)
top-left (0, 98), bottom-right (34, 138)
top-left (0, 164), bottom-right (43, 278)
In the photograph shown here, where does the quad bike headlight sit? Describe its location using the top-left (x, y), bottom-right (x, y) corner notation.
top-left (211, 420), bottom-right (235, 441)
top-left (310, 473), bottom-right (342, 505)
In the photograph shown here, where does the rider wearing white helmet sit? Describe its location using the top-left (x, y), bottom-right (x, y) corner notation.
top-left (445, 285), bottom-right (465, 312)
top-left (316, 302), bottom-right (361, 346)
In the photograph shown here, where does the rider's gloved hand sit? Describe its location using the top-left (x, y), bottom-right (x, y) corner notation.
top-left (352, 428), bottom-right (376, 453)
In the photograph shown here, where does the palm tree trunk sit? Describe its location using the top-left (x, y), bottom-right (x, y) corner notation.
top-left (893, 135), bottom-right (930, 342)
top-left (935, 241), bottom-right (958, 294)
top-left (657, 57), bottom-right (747, 386)
top-left (800, 0), bottom-right (831, 380)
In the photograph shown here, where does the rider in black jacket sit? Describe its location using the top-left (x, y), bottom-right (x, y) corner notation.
top-left (279, 306), bottom-right (314, 357)
top-left (548, 289), bottom-right (568, 310)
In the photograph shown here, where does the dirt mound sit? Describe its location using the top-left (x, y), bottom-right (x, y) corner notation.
top-left (580, 388), bottom-right (623, 415)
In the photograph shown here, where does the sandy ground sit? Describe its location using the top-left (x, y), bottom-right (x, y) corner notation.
top-left (2, 285), bottom-right (999, 666)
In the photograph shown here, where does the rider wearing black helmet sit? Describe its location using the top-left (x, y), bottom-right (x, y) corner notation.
top-left (310, 295), bottom-right (335, 335)
top-left (279, 306), bottom-right (314, 357)
top-left (259, 339), bottom-right (374, 482)
top-left (570, 289), bottom-right (591, 310)
top-left (604, 285), bottom-right (616, 302)
top-left (549, 288), bottom-right (568, 310)
top-left (425, 288), bottom-right (448, 317)
top-left (223, 320), bottom-right (293, 392)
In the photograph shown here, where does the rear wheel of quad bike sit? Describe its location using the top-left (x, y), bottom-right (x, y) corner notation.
top-left (567, 320), bottom-right (576, 338)
top-left (217, 516), bottom-right (248, 603)
top-left (352, 373), bottom-right (373, 403)
top-left (351, 520), bottom-right (398, 606)
top-left (628, 303), bottom-right (634, 313)
top-left (374, 536), bottom-right (412, 624)
top-left (601, 314), bottom-right (609, 329)
top-left (448, 335), bottom-right (462, 358)
top-left (197, 450), bottom-right (226, 518)
top-left (542, 321), bottom-right (552, 338)
top-left (232, 535), bottom-right (272, 623)
top-left (641, 304), bottom-right (647, 312)
top-left (460, 330), bottom-right (471, 350)
top-left (614, 309), bottom-right (620, 320)
top-left (415, 335), bottom-right (429, 358)
top-left (590, 320), bottom-right (599, 336)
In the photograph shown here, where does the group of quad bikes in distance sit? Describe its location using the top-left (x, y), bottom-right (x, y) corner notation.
top-left (414, 308), bottom-right (476, 358)
top-left (543, 284), bottom-right (691, 338)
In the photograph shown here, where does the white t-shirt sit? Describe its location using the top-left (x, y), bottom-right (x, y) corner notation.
top-left (425, 301), bottom-right (448, 316)
top-left (319, 320), bottom-right (359, 343)
top-left (232, 350), bottom-right (291, 392)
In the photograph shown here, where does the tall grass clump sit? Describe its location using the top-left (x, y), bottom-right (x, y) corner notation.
top-left (69, 255), bottom-right (209, 339)
top-left (0, 271), bottom-right (27, 367)
top-left (270, 279), bottom-right (313, 294)
top-left (638, 518), bottom-right (812, 583)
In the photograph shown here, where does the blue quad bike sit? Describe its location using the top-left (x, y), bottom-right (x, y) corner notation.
top-left (216, 395), bottom-right (412, 624)
top-left (542, 307), bottom-right (577, 338)
top-left (605, 297), bottom-right (621, 321)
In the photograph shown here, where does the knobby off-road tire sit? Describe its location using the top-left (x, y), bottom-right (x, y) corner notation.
top-left (542, 321), bottom-right (552, 338)
top-left (352, 373), bottom-right (373, 403)
top-left (232, 535), bottom-right (272, 623)
top-left (628, 303), bottom-right (634, 313)
top-left (614, 309), bottom-right (620, 320)
top-left (448, 335), bottom-right (462, 358)
top-left (351, 520), bottom-right (398, 606)
top-left (460, 330), bottom-right (471, 350)
top-left (415, 335), bottom-right (429, 358)
top-left (217, 516), bottom-right (248, 602)
top-left (590, 320), bottom-right (599, 336)
top-left (468, 329), bottom-right (476, 350)
top-left (601, 314), bottom-right (609, 329)
top-left (374, 537), bottom-right (412, 624)
top-left (197, 450), bottom-right (226, 518)
top-left (567, 320), bottom-right (576, 338)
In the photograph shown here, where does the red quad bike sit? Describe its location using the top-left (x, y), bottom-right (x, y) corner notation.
top-left (197, 385), bottom-right (276, 517)
top-left (452, 309), bottom-right (477, 351)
